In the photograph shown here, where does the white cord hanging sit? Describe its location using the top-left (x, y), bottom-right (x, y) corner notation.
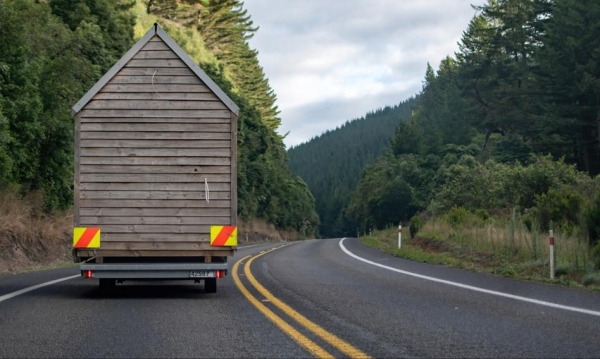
top-left (205, 178), bottom-right (210, 203)
top-left (151, 70), bottom-right (162, 98)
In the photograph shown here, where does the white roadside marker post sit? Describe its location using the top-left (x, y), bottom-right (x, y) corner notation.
top-left (549, 230), bottom-right (555, 279)
top-left (398, 225), bottom-right (402, 249)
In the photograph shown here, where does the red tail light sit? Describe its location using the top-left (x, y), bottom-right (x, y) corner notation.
top-left (83, 270), bottom-right (93, 278)
top-left (216, 270), bottom-right (224, 279)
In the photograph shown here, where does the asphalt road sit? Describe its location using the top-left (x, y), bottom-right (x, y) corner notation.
top-left (1, 238), bottom-right (599, 358)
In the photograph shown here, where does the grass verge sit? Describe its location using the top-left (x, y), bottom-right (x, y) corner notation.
top-left (360, 227), bottom-right (600, 292)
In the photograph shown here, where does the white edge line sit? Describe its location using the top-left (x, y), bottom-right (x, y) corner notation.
top-left (339, 238), bottom-right (600, 317)
top-left (0, 275), bottom-right (80, 303)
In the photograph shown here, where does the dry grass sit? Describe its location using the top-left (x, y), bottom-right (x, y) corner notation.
top-left (419, 218), bottom-right (592, 273)
top-left (0, 190), bottom-right (73, 274)
top-left (0, 189), bottom-right (307, 274)
top-left (363, 217), bottom-right (599, 289)
top-left (237, 217), bottom-right (308, 244)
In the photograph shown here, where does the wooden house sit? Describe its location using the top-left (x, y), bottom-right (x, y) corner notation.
top-left (71, 23), bottom-right (238, 259)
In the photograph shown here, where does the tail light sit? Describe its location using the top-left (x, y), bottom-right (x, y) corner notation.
top-left (83, 270), bottom-right (93, 278)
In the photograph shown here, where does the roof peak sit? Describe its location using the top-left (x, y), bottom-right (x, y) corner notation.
top-left (72, 24), bottom-right (239, 115)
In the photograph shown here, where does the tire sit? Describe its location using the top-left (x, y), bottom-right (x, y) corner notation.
top-left (204, 278), bottom-right (217, 293)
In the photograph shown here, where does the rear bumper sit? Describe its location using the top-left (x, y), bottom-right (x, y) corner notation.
top-left (80, 263), bottom-right (228, 279)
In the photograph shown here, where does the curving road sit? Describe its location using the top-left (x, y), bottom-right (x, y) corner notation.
top-left (1, 238), bottom-right (599, 358)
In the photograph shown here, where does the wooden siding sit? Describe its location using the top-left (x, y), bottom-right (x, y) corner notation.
top-left (77, 35), bottom-right (236, 256)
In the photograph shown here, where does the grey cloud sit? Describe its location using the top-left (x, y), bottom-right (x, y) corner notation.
top-left (280, 88), bottom-right (417, 147)
top-left (243, 0), bottom-right (485, 147)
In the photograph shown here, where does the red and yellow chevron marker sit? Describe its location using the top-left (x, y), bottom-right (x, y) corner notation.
top-left (210, 226), bottom-right (237, 246)
top-left (73, 227), bottom-right (101, 249)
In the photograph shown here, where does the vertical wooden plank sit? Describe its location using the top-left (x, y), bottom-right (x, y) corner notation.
top-left (231, 112), bottom-right (238, 226)
top-left (74, 112), bottom-right (81, 227)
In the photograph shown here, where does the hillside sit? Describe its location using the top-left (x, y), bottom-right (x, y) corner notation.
top-left (0, 0), bottom-right (319, 272)
top-left (288, 98), bottom-right (417, 238)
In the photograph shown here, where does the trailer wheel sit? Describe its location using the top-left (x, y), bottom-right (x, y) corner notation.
top-left (99, 278), bottom-right (116, 293)
top-left (204, 278), bottom-right (217, 293)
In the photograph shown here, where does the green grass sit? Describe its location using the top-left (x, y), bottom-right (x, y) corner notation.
top-left (360, 227), bottom-right (600, 291)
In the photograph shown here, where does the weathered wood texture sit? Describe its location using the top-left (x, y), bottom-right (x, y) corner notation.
top-left (75, 35), bottom-right (237, 255)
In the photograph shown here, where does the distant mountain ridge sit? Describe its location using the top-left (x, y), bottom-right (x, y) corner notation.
top-left (287, 98), bottom-right (418, 238)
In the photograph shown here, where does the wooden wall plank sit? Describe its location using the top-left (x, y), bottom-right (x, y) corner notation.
top-left (140, 41), bottom-right (171, 50)
top-left (81, 131), bottom-right (230, 140)
top-left (79, 199), bottom-right (231, 208)
top-left (80, 148), bottom-right (230, 157)
top-left (116, 68), bottom-right (195, 76)
top-left (80, 173), bottom-right (230, 183)
top-left (85, 100), bottom-right (227, 110)
top-left (93, 93), bottom-right (219, 101)
top-left (99, 84), bottom-right (211, 93)
top-left (80, 140), bottom-right (231, 149)
top-left (132, 50), bottom-right (179, 59)
top-left (81, 118), bottom-right (229, 125)
top-left (79, 157), bottom-right (230, 166)
top-left (80, 216), bottom-right (231, 225)
top-left (97, 225), bottom-right (211, 233)
top-left (102, 233), bottom-right (209, 241)
top-left (80, 191), bottom-right (230, 200)
top-left (125, 59), bottom-right (187, 67)
top-left (97, 242), bottom-right (221, 251)
top-left (80, 165), bottom-right (230, 174)
top-left (80, 110), bottom-right (231, 119)
top-left (231, 113), bottom-right (238, 226)
top-left (81, 123), bottom-right (230, 132)
top-left (80, 183), bottom-right (230, 191)
top-left (80, 208), bottom-right (231, 217)
top-left (74, 113), bottom-right (81, 227)
top-left (109, 75), bottom-right (202, 85)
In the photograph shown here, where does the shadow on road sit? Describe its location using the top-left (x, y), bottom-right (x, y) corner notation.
top-left (25, 280), bottom-right (223, 300)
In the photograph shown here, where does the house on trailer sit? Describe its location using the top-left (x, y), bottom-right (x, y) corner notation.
top-left (71, 23), bottom-right (239, 258)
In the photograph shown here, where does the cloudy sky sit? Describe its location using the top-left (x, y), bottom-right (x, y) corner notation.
top-left (243, 0), bottom-right (486, 148)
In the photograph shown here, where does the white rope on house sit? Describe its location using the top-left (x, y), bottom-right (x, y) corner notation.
top-left (151, 70), bottom-right (162, 97)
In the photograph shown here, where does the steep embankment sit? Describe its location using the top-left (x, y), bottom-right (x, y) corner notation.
top-left (0, 0), bottom-right (316, 273)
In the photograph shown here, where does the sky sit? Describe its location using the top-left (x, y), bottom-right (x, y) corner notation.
top-left (242, 0), bottom-right (486, 148)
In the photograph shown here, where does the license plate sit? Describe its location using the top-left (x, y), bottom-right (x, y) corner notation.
top-left (190, 270), bottom-right (215, 278)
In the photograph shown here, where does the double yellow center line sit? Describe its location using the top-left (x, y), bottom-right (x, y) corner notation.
top-left (232, 245), bottom-right (371, 359)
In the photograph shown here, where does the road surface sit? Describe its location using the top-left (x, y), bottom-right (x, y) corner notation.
top-left (1, 238), bottom-right (599, 358)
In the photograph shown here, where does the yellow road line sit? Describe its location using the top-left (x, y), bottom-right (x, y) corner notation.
top-left (232, 256), bottom-right (334, 359)
top-left (245, 246), bottom-right (372, 359)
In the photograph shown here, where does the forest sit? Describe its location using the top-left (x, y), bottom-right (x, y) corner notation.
top-left (0, 0), bottom-right (318, 237)
top-left (289, 0), bottom-right (600, 282)
top-left (348, 0), bottom-right (600, 237)
top-left (288, 99), bottom-right (417, 238)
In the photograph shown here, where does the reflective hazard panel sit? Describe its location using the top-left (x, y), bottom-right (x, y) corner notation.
top-left (210, 226), bottom-right (237, 246)
top-left (73, 227), bottom-right (101, 248)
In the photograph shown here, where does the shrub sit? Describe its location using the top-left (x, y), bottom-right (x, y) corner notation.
top-left (585, 195), bottom-right (600, 247)
top-left (555, 263), bottom-right (570, 277)
top-left (582, 272), bottom-right (600, 286)
top-left (409, 215), bottom-right (423, 238)
top-left (592, 244), bottom-right (600, 270)
top-left (534, 186), bottom-right (585, 231)
top-left (442, 206), bottom-right (470, 227)
top-left (474, 208), bottom-right (490, 221)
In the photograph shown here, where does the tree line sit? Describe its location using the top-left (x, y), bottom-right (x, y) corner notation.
top-left (0, 0), bottom-right (318, 236)
top-left (348, 0), bottom-right (600, 246)
top-left (288, 99), bottom-right (417, 238)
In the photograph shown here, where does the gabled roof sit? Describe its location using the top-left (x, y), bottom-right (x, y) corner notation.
top-left (72, 23), bottom-right (239, 115)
